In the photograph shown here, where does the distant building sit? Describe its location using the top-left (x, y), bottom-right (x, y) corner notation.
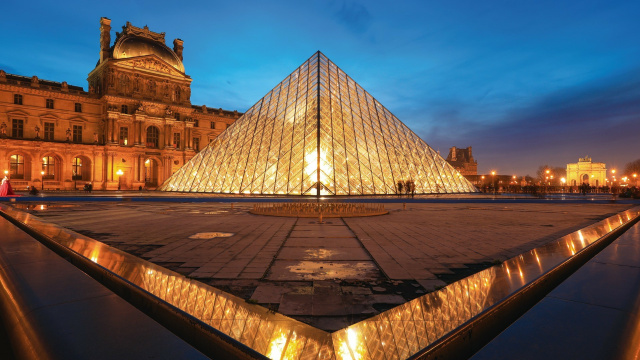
top-left (445, 146), bottom-right (477, 176)
top-left (566, 156), bottom-right (606, 187)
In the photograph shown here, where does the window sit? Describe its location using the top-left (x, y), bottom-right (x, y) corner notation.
top-left (121, 105), bottom-right (128, 114)
top-left (193, 137), bottom-right (200, 152)
top-left (13, 94), bottom-right (23, 105)
top-left (119, 126), bottom-right (129, 145)
top-left (174, 113), bottom-right (180, 121)
top-left (210, 121), bottom-right (215, 129)
top-left (9, 155), bottom-right (24, 180)
top-left (193, 119), bottom-right (199, 127)
top-left (12, 119), bottom-right (23, 138)
top-left (146, 126), bottom-right (159, 148)
top-left (44, 122), bottom-right (54, 141)
top-left (46, 99), bottom-right (54, 109)
top-left (72, 157), bottom-right (83, 180)
top-left (173, 133), bottom-right (181, 149)
top-left (72, 125), bottom-right (82, 143)
top-left (42, 156), bottom-right (56, 179)
top-left (74, 103), bottom-right (82, 112)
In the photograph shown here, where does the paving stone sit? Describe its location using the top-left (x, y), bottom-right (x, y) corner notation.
top-left (26, 201), bottom-right (632, 332)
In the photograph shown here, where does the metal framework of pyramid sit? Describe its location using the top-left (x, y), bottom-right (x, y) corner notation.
top-left (160, 52), bottom-right (477, 195)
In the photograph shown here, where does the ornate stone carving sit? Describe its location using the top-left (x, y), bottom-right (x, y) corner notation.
top-left (121, 22), bottom-right (165, 43)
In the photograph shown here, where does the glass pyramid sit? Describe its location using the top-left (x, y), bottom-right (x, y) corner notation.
top-left (159, 52), bottom-right (477, 195)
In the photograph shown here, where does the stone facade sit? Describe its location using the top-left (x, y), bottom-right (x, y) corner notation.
top-left (0, 18), bottom-right (240, 191)
top-left (566, 156), bottom-right (607, 187)
top-left (445, 146), bottom-right (477, 176)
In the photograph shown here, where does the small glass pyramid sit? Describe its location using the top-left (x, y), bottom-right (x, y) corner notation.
top-left (159, 52), bottom-right (477, 195)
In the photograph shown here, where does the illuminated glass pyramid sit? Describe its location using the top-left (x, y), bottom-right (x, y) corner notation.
top-left (160, 52), bottom-right (477, 195)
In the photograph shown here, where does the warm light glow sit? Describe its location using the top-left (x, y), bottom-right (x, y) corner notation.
top-left (266, 329), bottom-right (289, 360)
top-left (512, 175), bottom-right (516, 179)
top-left (491, 171), bottom-right (496, 176)
top-left (304, 148), bottom-right (333, 194)
top-left (145, 159), bottom-right (150, 165)
top-left (561, 177), bottom-right (566, 184)
top-left (116, 169), bottom-right (124, 176)
top-left (611, 169), bottom-right (616, 174)
top-left (40, 171), bottom-right (44, 176)
top-left (545, 169), bottom-right (550, 174)
top-left (3, 170), bottom-right (7, 175)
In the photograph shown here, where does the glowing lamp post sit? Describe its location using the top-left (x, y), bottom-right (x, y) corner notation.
top-left (561, 177), bottom-right (566, 193)
top-left (634, 174), bottom-right (638, 187)
top-left (116, 169), bottom-right (124, 191)
top-left (491, 171), bottom-right (496, 195)
top-left (41, 171), bottom-right (45, 190)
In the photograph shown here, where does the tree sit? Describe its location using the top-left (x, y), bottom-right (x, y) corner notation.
top-left (624, 159), bottom-right (640, 177)
top-left (536, 165), bottom-right (565, 185)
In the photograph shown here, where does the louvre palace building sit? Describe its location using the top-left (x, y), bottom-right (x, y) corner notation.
top-left (0, 18), bottom-right (240, 191)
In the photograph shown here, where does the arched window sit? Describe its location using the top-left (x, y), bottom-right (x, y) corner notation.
top-left (10, 155), bottom-right (24, 179)
top-left (146, 126), bottom-right (159, 148)
top-left (72, 157), bottom-right (83, 180)
top-left (42, 156), bottom-right (56, 179)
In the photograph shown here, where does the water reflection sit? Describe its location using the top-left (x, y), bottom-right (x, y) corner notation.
top-left (1, 204), bottom-right (638, 360)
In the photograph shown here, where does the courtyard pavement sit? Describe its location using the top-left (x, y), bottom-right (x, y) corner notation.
top-left (16, 201), bottom-right (632, 331)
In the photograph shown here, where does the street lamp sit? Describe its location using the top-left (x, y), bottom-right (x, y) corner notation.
top-left (491, 171), bottom-right (496, 195)
top-left (561, 177), bottom-right (566, 193)
top-left (41, 171), bottom-right (45, 190)
top-left (116, 169), bottom-right (124, 191)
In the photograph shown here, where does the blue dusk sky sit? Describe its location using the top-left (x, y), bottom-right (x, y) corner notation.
top-left (1, 0), bottom-right (638, 176)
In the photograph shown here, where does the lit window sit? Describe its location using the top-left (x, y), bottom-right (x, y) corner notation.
top-left (10, 154), bottom-right (24, 179)
top-left (42, 156), bottom-right (56, 179)
top-left (72, 157), bottom-right (83, 180)
top-left (119, 127), bottom-right (129, 145)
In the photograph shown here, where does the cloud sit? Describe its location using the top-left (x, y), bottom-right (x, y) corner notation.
top-left (420, 68), bottom-right (640, 174)
top-left (333, 1), bottom-right (372, 34)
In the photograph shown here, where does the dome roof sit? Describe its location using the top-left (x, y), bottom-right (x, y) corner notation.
top-left (113, 35), bottom-right (184, 73)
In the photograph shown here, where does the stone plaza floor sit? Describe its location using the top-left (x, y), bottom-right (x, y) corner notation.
top-left (18, 201), bottom-right (633, 331)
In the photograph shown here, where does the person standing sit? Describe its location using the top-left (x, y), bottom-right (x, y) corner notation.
top-left (0, 176), bottom-right (15, 196)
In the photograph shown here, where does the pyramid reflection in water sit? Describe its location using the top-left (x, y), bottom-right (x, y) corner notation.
top-left (160, 52), bottom-right (477, 195)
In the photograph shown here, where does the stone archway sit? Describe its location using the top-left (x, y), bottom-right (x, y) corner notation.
top-left (582, 174), bottom-right (589, 184)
